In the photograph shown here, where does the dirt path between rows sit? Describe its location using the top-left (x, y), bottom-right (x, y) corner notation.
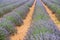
top-left (41, 0), bottom-right (60, 30)
top-left (10, 0), bottom-right (36, 40)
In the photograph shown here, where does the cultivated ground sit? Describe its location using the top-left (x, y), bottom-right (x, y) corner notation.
top-left (0, 0), bottom-right (60, 40)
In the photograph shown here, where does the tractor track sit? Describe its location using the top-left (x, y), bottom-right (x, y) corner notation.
top-left (10, 0), bottom-right (36, 40)
top-left (41, 0), bottom-right (60, 30)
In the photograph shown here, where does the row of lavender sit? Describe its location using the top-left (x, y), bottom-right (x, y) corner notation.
top-left (0, 0), bottom-right (29, 17)
top-left (42, 0), bottom-right (60, 21)
top-left (0, 0), bottom-right (24, 7)
top-left (24, 0), bottom-right (60, 40)
top-left (0, 0), bottom-right (34, 40)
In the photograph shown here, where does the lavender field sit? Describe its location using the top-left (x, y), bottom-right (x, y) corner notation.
top-left (0, 0), bottom-right (60, 40)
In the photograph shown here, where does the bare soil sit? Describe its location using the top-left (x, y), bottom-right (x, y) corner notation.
top-left (41, 0), bottom-right (60, 30)
top-left (10, 0), bottom-right (36, 40)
